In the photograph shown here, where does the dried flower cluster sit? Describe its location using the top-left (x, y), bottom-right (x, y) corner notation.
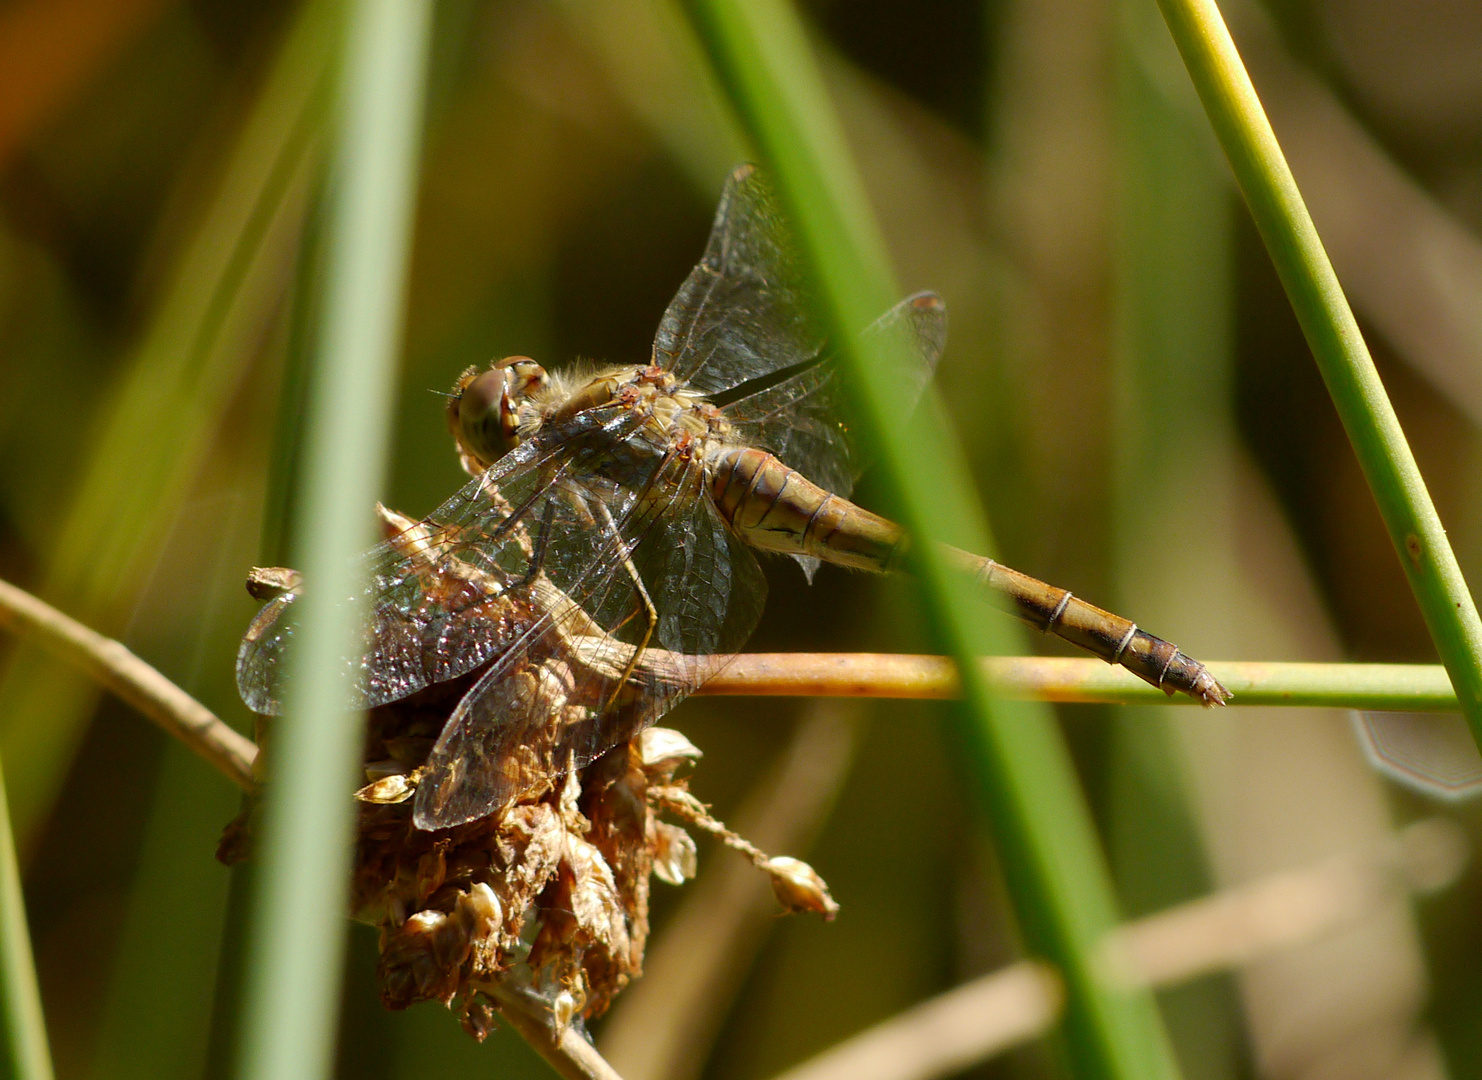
top-left (351, 694), bottom-right (706, 1037)
top-left (223, 666), bottom-right (835, 1038)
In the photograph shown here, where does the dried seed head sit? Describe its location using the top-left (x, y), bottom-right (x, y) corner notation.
top-left (355, 774), bottom-right (416, 804)
top-left (229, 538), bottom-right (838, 1041)
top-left (763, 856), bottom-right (839, 920)
top-left (652, 822), bottom-right (698, 885)
top-left (638, 727), bottom-right (703, 773)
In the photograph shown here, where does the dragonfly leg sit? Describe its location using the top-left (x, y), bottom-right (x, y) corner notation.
top-left (500, 498), bottom-right (557, 593)
top-left (478, 458), bottom-right (575, 550)
top-left (586, 498), bottom-right (659, 714)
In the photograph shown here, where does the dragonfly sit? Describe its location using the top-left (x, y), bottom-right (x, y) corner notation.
top-left (237, 164), bottom-right (1230, 832)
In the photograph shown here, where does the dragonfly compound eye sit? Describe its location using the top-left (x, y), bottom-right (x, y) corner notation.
top-left (457, 366), bottom-right (517, 465)
top-left (458, 357), bottom-right (554, 467)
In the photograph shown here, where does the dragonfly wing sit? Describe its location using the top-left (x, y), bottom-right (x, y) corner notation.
top-left (234, 536), bottom-right (508, 716)
top-left (414, 448), bottom-right (767, 830)
top-left (720, 292), bottom-right (946, 580)
top-left (865, 290), bottom-right (947, 412)
top-left (234, 409), bottom-right (641, 715)
top-left (236, 592), bottom-right (307, 715)
top-left (655, 164), bottom-right (826, 397)
top-left (720, 290), bottom-right (948, 580)
top-left (722, 291), bottom-right (947, 496)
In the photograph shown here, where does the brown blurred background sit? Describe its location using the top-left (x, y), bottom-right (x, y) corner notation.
top-left (0, 1), bottom-right (1479, 1079)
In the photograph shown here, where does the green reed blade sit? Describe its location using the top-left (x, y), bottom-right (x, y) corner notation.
top-left (1153, 0), bottom-right (1482, 749)
top-left (0, 754), bottom-right (52, 1080)
top-left (233, 3), bottom-right (433, 1079)
top-left (680, 3), bottom-right (1182, 1079)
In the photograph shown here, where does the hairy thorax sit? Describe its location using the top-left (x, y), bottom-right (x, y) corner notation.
top-left (543, 365), bottom-right (738, 465)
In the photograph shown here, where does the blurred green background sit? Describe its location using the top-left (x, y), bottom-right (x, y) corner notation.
top-left (0, 1), bottom-right (1479, 1079)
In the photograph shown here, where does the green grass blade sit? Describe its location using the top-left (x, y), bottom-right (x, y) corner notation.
top-left (679, 3), bottom-right (1182, 1079)
top-left (1153, 0), bottom-right (1482, 749)
top-left (0, 755), bottom-right (53, 1080)
top-left (233, 2), bottom-right (434, 1079)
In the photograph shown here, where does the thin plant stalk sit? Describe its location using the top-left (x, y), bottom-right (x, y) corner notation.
top-left (698, 656), bottom-right (1461, 710)
top-left (679, 3), bottom-right (1182, 1079)
top-left (0, 576), bottom-right (1465, 717)
top-left (233, 2), bottom-right (433, 1079)
top-left (0, 754), bottom-right (53, 1080)
top-left (1153, 0), bottom-right (1482, 748)
top-left (0, 578), bottom-right (256, 790)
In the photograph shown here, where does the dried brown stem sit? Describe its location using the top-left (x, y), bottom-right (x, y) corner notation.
top-left (764, 819), bottom-right (1467, 1080)
top-left (1103, 817), bottom-right (1468, 988)
top-left (767, 961), bottom-right (1065, 1080)
top-left (649, 786), bottom-right (769, 865)
top-left (601, 702), bottom-right (859, 1080)
top-left (0, 577), bottom-right (257, 792)
top-left (646, 782), bottom-right (838, 919)
top-left (488, 983), bottom-right (630, 1080)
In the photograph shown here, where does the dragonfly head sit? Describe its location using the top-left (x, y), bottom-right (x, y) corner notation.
top-left (453, 356), bottom-right (551, 467)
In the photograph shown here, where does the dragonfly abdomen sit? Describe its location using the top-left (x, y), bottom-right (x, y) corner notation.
top-left (707, 445), bottom-right (907, 572)
top-left (704, 448), bottom-right (1229, 706)
top-left (940, 548), bottom-right (1230, 705)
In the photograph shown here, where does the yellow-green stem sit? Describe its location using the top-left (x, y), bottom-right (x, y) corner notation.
top-left (0, 755), bottom-right (52, 1080)
top-left (1154, 0), bottom-right (1482, 750)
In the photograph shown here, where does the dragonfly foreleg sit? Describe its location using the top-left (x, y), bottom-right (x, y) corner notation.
top-left (502, 498), bottom-right (557, 594)
top-left (587, 498), bottom-right (659, 713)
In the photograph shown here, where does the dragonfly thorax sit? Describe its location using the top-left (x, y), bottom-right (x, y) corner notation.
top-left (453, 356), bottom-right (733, 474)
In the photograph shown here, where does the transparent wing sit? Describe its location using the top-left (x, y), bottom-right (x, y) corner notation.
top-left (722, 291), bottom-right (947, 498)
top-left (413, 449), bottom-right (766, 829)
top-left (720, 292), bottom-right (946, 580)
top-left (235, 407), bottom-right (647, 715)
top-left (653, 164), bottom-right (826, 397)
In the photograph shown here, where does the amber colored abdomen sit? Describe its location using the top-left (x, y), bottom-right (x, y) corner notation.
top-left (706, 445), bottom-right (906, 572)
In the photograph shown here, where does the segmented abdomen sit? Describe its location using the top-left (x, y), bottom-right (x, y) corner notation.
top-left (705, 445), bottom-right (906, 572)
top-left (704, 444), bottom-right (1230, 706)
